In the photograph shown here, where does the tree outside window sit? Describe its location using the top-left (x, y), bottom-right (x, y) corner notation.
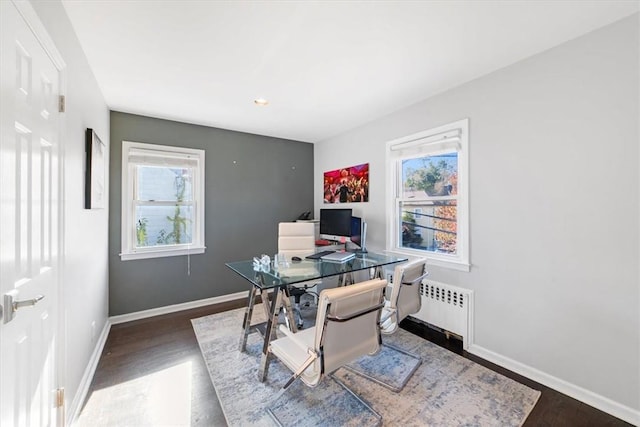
top-left (135, 166), bottom-right (194, 248)
top-left (401, 153), bottom-right (458, 254)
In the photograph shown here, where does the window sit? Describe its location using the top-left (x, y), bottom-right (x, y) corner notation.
top-left (386, 119), bottom-right (469, 271)
top-left (121, 141), bottom-right (205, 260)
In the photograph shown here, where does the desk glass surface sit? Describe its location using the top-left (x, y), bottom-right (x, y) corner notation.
top-left (225, 252), bottom-right (407, 289)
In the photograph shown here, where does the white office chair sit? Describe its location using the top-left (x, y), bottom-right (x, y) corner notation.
top-left (277, 222), bottom-right (319, 328)
top-left (347, 258), bottom-right (428, 392)
top-left (267, 278), bottom-right (387, 424)
top-left (380, 258), bottom-right (428, 335)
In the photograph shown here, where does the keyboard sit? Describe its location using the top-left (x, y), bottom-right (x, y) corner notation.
top-left (305, 250), bottom-right (336, 260)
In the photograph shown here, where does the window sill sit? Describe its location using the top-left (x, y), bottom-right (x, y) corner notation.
top-left (120, 246), bottom-right (206, 261)
top-left (385, 248), bottom-right (470, 272)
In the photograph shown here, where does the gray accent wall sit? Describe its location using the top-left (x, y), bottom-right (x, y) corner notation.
top-left (109, 112), bottom-right (313, 315)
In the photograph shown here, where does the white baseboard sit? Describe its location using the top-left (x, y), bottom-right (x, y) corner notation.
top-left (109, 291), bottom-right (247, 325)
top-left (67, 320), bottom-right (111, 426)
top-left (67, 292), bottom-right (247, 425)
top-left (468, 344), bottom-right (640, 426)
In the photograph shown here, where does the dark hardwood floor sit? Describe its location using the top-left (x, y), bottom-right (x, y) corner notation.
top-left (401, 321), bottom-right (632, 427)
top-left (75, 300), bottom-right (632, 426)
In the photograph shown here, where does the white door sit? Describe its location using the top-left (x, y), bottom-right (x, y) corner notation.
top-left (1, 1), bottom-right (65, 426)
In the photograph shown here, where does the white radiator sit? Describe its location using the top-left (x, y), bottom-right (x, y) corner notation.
top-left (411, 279), bottom-right (473, 350)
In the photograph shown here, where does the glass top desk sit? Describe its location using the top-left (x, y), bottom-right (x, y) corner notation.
top-left (226, 251), bottom-right (408, 381)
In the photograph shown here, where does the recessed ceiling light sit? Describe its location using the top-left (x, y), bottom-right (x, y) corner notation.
top-left (254, 98), bottom-right (269, 106)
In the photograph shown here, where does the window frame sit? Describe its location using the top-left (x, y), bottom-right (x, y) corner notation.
top-left (120, 141), bottom-right (206, 261)
top-left (385, 118), bottom-right (469, 272)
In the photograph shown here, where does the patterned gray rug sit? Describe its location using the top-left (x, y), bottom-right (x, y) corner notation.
top-left (192, 306), bottom-right (540, 426)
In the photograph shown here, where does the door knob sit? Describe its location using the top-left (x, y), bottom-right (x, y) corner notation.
top-left (3, 290), bottom-right (45, 324)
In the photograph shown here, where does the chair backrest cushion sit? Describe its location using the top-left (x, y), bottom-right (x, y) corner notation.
top-left (314, 278), bottom-right (387, 375)
top-left (390, 258), bottom-right (427, 324)
top-left (278, 222), bottom-right (316, 260)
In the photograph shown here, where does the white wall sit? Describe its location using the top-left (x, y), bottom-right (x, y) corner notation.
top-left (315, 14), bottom-right (639, 421)
top-left (29, 0), bottom-right (110, 419)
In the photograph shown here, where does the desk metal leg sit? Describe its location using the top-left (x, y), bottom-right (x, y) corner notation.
top-left (280, 286), bottom-right (298, 333)
top-left (260, 287), bottom-right (297, 335)
top-left (346, 271), bottom-right (354, 285)
top-left (238, 286), bottom-right (258, 352)
top-left (338, 271), bottom-right (354, 287)
top-left (259, 288), bottom-right (282, 343)
top-left (259, 286), bottom-right (284, 382)
top-left (260, 289), bottom-right (272, 324)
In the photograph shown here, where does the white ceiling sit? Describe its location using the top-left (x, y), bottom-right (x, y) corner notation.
top-left (61, 1), bottom-right (638, 143)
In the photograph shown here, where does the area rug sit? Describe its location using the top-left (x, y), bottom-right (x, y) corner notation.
top-left (192, 306), bottom-right (540, 426)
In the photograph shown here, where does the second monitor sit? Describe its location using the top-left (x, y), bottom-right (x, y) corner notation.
top-left (350, 215), bottom-right (367, 253)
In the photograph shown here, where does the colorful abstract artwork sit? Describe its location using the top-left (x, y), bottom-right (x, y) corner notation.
top-left (323, 163), bottom-right (369, 203)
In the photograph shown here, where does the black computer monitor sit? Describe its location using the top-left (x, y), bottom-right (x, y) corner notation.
top-left (319, 208), bottom-right (352, 242)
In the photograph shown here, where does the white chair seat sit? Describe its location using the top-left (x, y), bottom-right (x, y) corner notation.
top-left (380, 301), bottom-right (396, 334)
top-left (270, 327), bottom-right (320, 386)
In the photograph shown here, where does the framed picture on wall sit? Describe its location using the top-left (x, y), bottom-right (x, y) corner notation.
top-left (85, 128), bottom-right (106, 209)
top-left (323, 162), bottom-right (369, 203)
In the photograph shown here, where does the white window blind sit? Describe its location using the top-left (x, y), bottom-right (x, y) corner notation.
top-left (128, 147), bottom-right (200, 167)
top-left (389, 128), bottom-right (462, 157)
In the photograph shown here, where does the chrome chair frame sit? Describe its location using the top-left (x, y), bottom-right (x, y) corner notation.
top-left (346, 259), bottom-right (428, 392)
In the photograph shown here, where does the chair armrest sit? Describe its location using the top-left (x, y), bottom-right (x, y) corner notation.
top-left (402, 271), bottom-right (429, 286)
